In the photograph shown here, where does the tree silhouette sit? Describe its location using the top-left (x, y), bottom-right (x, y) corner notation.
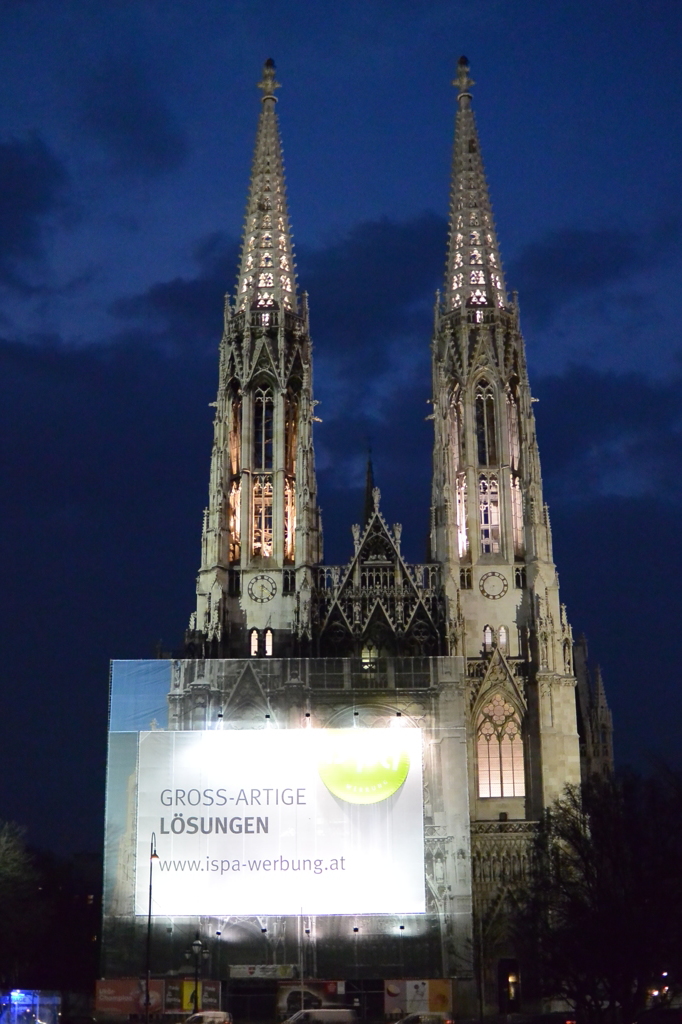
top-left (515, 772), bottom-right (682, 1024)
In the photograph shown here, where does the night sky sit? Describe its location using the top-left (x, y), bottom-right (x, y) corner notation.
top-left (1, 0), bottom-right (681, 855)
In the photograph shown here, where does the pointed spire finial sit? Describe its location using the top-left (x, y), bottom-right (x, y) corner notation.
top-left (453, 55), bottom-right (475, 101)
top-left (258, 58), bottom-right (280, 101)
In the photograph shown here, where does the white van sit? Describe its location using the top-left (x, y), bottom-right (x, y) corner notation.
top-left (283, 1011), bottom-right (357, 1024)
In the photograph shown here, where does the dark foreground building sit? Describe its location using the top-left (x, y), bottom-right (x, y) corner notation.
top-left (101, 59), bottom-right (613, 1020)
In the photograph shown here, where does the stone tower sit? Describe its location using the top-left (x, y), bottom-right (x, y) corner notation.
top-left (431, 56), bottom-right (586, 819)
top-left (186, 58), bottom-right (321, 660)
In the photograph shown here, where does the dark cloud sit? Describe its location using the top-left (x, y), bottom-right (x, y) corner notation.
top-left (508, 220), bottom-right (682, 326)
top-left (80, 57), bottom-right (189, 176)
top-left (550, 494), bottom-right (682, 772)
top-left (0, 135), bottom-right (68, 290)
top-left (299, 212), bottom-right (446, 354)
top-left (530, 364), bottom-right (682, 763)
top-left (533, 365), bottom-right (682, 502)
top-left (110, 231), bottom-right (238, 351)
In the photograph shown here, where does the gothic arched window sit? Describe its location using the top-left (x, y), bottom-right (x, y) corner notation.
top-left (456, 474), bottom-right (468, 558)
top-left (252, 478), bottom-right (273, 557)
top-left (250, 629), bottom-right (259, 657)
top-left (477, 694), bottom-right (525, 798)
top-left (285, 386), bottom-right (299, 476)
top-left (253, 387), bottom-right (274, 469)
top-left (228, 383), bottom-right (242, 476)
top-left (283, 384), bottom-right (299, 564)
top-left (284, 478), bottom-right (295, 563)
top-left (265, 629), bottom-right (273, 657)
top-left (228, 480), bottom-right (241, 564)
top-left (475, 381), bottom-right (497, 466)
top-left (479, 474), bottom-right (500, 554)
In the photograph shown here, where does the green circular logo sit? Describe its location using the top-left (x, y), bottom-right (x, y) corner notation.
top-left (318, 733), bottom-right (411, 804)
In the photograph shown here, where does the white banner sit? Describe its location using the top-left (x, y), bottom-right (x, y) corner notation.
top-left (135, 728), bottom-right (424, 916)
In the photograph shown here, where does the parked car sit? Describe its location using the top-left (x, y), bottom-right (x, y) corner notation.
top-left (285, 991), bottom-right (324, 1014)
top-left (395, 1015), bottom-right (455, 1024)
top-left (184, 1013), bottom-right (233, 1024)
top-left (282, 1010), bottom-right (357, 1024)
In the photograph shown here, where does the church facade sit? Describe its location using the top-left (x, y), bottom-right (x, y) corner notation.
top-left (102, 58), bottom-right (613, 1018)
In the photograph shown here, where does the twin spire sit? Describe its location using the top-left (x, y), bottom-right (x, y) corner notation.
top-left (236, 56), bottom-right (506, 319)
top-left (236, 59), bottom-right (299, 316)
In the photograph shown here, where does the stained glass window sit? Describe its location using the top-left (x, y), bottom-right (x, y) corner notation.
top-left (477, 694), bottom-right (525, 797)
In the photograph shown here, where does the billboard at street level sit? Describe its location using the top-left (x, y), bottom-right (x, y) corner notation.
top-left (384, 980), bottom-right (453, 1016)
top-left (135, 727), bottom-right (425, 916)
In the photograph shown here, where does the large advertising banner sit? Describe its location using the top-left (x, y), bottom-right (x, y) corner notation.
top-left (135, 727), bottom-right (424, 916)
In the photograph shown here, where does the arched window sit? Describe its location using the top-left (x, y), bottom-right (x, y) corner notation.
top-left (475, 381), bottom-right (497, 465)
top-left (284, 478), bottom-right (296, 563)
top-left (250, 629), bottom-right (259, 657)
top-left (456, 474), bottom-right (468, 558)
top-left (283, 385), bottom-right (299, 564)
top-left (498, 626), bottom-right (508, 651)
top-left (228, 480), bottom-right (241, 564)
top-left (361, 642), bottom-right (378, 672)
top-left (252, 478), bottom-right (273, 557)
top-left (477, 694), bottom-right (525, 798)
top-left (265, 629), bottom-right (273, 657)
top-left (253, 387), bottom-right (273, 469)
top-left (483, 625), bottom-right (494, 651)
top-left (228, 386), bottom-right (242, 476)
top-left (285, 387), bottom-right (299, 476)
top-left (479, 474), bottom-right (500, 553)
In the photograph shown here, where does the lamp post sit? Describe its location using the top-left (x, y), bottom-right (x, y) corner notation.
top-left (192, 937), bottom-right (202, 1012)
top-left (145, 833), bottom-right (159, 1024)
top-left (186, 935), bottom-right (209, 1012)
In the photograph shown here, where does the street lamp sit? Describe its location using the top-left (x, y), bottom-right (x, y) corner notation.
top-left (145, 833), bottom-right (159, 1024)
top-left (192, 937), bottom-right (202, 1012)
top-left (186, 935), bottom-right (210, 1012)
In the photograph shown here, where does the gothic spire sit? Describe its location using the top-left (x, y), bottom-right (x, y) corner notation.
top-left (444, 56), bottom-right (507, 313)
top-left (236, 59), bottom-right (299, 315)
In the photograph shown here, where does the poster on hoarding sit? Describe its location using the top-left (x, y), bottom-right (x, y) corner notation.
top-left (384, 980), bottom-right (452, 1017)
top-left (135, 727), bottom-right (424, 916)
top-left (95, 980), bottom-right (164, 1016)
